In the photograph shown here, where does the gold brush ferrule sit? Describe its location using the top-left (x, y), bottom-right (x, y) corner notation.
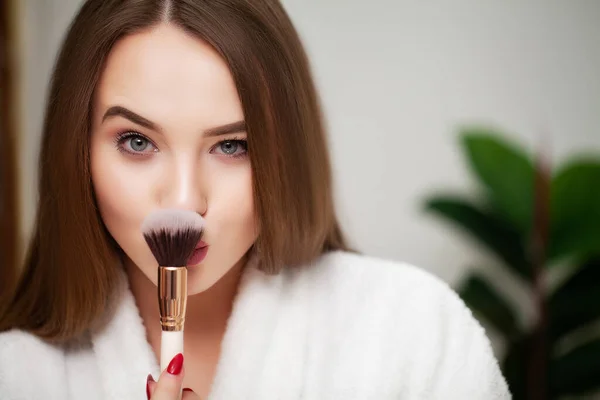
top-left (158, 266), bottom-right (188, 332)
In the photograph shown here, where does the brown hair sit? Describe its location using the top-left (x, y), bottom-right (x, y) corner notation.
top-left (0, 0), bottom-right (20, 315)
top-left (0, 0), bottom-right (349, 343)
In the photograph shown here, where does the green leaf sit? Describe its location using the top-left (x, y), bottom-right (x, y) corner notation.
top-left (550, 338), bottom-right (600, 395)
top-left (460, 129), bottom-right (534, 235)
top-left (549, 160), bottom-right (600, 261)
top-left (458, 273), bottom-right (520, 339)
top-left (425, 196), bottom-right (530, 281)
top-left (549, 257), bottom-right (600, 339)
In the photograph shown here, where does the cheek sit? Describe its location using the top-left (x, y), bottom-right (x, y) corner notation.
top-left (92, 151), bottom-right (150, 225)
top-left (206, 164), bottom-right (257, 243)
top-left (90, 141), bottom-right (157, 268)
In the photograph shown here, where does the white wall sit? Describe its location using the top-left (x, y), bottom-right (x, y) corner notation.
top-left (16, 0), bottom-right (600, 349)
top-left (15, 0), bottom-right (82, 252)
top-left (283, 0), bottom-right (600, 278)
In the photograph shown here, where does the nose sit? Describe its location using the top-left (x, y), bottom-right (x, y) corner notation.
top-left (158, 156), bottom-right (207, 215)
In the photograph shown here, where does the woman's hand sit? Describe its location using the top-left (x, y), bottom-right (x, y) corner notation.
top-left (146, 353), bottom-right (201, 400)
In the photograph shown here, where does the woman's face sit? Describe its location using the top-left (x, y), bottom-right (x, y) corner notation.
top-left (90, 24), bottom-right (257, 294)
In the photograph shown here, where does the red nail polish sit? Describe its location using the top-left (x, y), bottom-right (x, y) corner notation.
top-left (167, 353), bottom-right (184, 375)
top-left (146, 374), bottom-right (154, 399)
top-left (183, 388), bottom-right (194, 392)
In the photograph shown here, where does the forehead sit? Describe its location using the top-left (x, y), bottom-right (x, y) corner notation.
top-left (94, 24), bottom-right (243, 126)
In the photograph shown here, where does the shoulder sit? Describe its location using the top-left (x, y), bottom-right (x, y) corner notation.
top-left (0, 329), bottom-right (68, 399)
top-left (300, 251), bottom-right (511, 398)
top-left (305, 250), bottom-right (481, 332)
top-left (0, 328), bottom-right (63, 366)
top-left (307, 250), bottom-right (466, 309)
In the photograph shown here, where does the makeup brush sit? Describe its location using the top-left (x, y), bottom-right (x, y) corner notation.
top-left (141, 209), bottom-right (204, 372)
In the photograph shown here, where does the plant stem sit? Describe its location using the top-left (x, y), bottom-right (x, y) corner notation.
top-left (528, 144), bottom-right (551, 399)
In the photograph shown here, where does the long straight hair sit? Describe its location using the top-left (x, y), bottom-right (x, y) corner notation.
top-left (0, 0), bottom-right (348, 343)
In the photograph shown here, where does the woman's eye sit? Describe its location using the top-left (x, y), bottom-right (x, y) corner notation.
top-left (129, 136), bottom-right (150, 152)
top-left (116, 133), bottom-right (156, 155)
top-left (214, 139), bottom-right (248, 157)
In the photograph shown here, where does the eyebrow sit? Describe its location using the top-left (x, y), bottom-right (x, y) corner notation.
top-left (102, 105), bottom-right (246, 137)
top-left (204, 120), bottom-right (246, 137)
top-left (103, 106), bottom-right (157, 130)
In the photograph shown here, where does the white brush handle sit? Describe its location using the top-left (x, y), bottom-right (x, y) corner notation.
top-left (160, 331), bottom-right (184, 400)
top-left (160, 330), bottom-right (184, 371)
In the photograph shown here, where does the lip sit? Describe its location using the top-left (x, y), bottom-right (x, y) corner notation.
top-left (187, 241), bottom-right (208, 266)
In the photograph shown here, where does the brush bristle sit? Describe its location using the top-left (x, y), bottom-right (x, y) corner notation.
top-left (141, 209), bottom-right (204, 266)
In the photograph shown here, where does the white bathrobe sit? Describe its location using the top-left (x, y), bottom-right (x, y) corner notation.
top-left (0, 251), bottom-right (510, 399)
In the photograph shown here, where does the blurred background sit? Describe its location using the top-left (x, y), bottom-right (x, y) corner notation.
top-left (1, 1), bottom-right (599, 398)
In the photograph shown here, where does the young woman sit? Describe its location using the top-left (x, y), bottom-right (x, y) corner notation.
top-left (0, 1), bottom-right (510, 399)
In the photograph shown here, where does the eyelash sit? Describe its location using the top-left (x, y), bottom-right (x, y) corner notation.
top-left (114, 131), bottom-right (249, 159)
top-left (114, 132), bottom-right (156, 157)
top-left (216, 136), bottom-right (248, 159)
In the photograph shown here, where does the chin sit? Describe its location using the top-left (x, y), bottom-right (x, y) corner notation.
top-left (185, 263), bottom-right (228, 295)
top-left (186, 276), bottom-right (213, 295)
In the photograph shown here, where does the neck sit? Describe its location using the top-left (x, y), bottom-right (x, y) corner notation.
top-left (125, 255), bottom-right (246, 365)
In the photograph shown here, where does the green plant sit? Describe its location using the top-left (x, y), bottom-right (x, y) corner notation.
top-left (423, 127), bottom-right (600, 399)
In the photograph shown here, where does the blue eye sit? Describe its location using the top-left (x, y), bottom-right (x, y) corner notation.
top-left (116, 132), bottom-right (157, 155)
top-left (129, 136), bottom-right (149, 151)
top-left (213, 139), bottom-right (248, 157)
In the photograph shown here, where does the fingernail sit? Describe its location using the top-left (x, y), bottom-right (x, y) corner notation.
top-left (183, 388), bottom-right (194, 392)
top-left (146, 374), bottom-right (154, 399)
top-left (167, 353), bottom-right (184, 375)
